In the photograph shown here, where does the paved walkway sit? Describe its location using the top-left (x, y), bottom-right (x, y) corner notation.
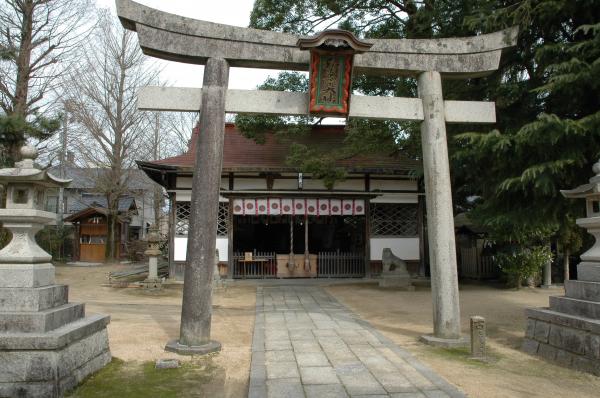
top-left (249, 286), bottom-right (465, 398)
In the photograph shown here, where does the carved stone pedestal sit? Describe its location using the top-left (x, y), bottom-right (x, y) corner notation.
top-left (523, 160), bottom-right (600, 375)
top-left (0, 147), bottom-right (111, 397)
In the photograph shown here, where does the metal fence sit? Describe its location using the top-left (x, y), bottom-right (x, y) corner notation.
top-left (232, 251), bottom-right (277, 279)
top-left (317, 251), bottom-right (365, 278)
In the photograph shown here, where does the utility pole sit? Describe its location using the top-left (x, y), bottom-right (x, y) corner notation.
top-left (57, 108), bottom-right (67, 227)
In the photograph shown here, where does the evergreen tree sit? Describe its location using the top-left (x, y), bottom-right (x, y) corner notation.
top-left (453, 0), bottom-right (600, 248)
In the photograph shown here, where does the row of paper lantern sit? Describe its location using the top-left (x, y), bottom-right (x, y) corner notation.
top-left (232, 198), bottom-right (365, 216)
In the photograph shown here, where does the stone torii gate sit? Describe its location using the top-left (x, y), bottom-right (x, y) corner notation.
top-left (116, 0), bottom-right (517, 352)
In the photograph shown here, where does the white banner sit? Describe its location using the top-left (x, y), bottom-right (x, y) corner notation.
top-left (268, 198), bottom-right (280, 215)
top-left (256, 198), bottom-right (268, 214)
top-left (306, 199), bottom-right (318, 215)
top-left (232, 198), bottom-right (366, 216)
top-left (243, 198), bottom-right (256, 215)
top-left (317, 198), bottom-right (329, 216)
top-left (330, 199), bottom-right (342, 215)
top-left (355, 199), bottom-right (365, 215)
top-left (293, 198), bottom-right (305, 215)
top-left (281, 198), bottom-right (294, 214)
top-left (233, 198), bottom-right (244, 215)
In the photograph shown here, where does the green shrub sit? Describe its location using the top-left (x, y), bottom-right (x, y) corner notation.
top-left (496, 245), bottom-right (553, 289)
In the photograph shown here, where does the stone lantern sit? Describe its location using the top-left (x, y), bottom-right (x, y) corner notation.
top-left (0, 146), bottom-right (111, 397)
top-left (142, 223), bottom-right (162, 289)
top-left (561, 158), bottom-right (600, 274)
top-left (522, 159), bottom-right (600, 375)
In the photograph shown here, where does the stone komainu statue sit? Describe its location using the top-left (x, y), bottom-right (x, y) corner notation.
top-left (381, 248), bottom-right (410, 276)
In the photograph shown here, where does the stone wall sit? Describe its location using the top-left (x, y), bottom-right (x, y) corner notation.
top-left (523, 307), bottom-right (600, 375)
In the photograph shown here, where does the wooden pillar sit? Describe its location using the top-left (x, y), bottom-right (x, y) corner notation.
top-left (168, 192), bottom-right (175, 279)
top-left (364, 200), bottom-right (371, 278)
top-left (289, 215), bottom-right (294, 268)
top-left (227, 199), bottom-right (234, 279)
top-left (168, 58), bottom-right (229, 355)
top-left (304, 214), bottom-right (309, 271)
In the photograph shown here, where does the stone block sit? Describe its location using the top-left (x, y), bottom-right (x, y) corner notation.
top-left (304, 384), bottom-right (349, 398)
top-left (155, 359), bottom-right (180, 369)
top-left (266, 361), bottom-right (299, 379)
top-left (56, 328), bottom-right (109, 378)
top-left (555, 349), bottom-right (575, 367)
top-left (0, 284), bottom-right (68, 312)
top-left (266, 378), bottom-right (304, 398)
top-left (0, 263), bottom-right (54, 288)
top-left (0, 303), bottom-right (84, 333)
top-left (548, 324), bottom-right (586, 355)
top-left (0, 381), bottom-right (56, 398)
top-left (550, 296), bottom-right (600, 319)
top-left (525, 319), bottom-right (536, 338)
top-left (537, 343), bottom-right (557, 361)
top-left (577, 262), bottom-right (600, 282)
top-left (0, 328), bottom-right (110, 398)
top-left (564, 280), bottom-right (600, 302)
top-left (337, 366), bottom-right (387, 396)
top-left (572, 355), bottom-right (595, 374)
top-left (525, 308), bottom-right (600, 335)
top-left (373, 371), bottom-right (417, 393)
top-left (584, 333), bottom-right (600, 359)
top-left (299, 366), bottom-right (339, 385)
top-left (58, 350), bottom-right (111, 394)
top-left (297, 352), bottom-right (330, 367)
top-left (265, 350), bottom-right (295, 363)
top-left (0, 314), bottom-right (110, 351)
top-left (521, 338), bottom-right (539, 355)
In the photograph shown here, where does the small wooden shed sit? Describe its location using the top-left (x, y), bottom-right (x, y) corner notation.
top-left (65, 198), bottom-right (136, 262)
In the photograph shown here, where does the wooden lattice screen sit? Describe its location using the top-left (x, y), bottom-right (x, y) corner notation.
top-left (175, 202), bottom-right (229, 237)
top-left (370, 203), bottom-right (418, 236)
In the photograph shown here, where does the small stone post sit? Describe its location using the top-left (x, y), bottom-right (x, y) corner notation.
top-left (213, 249), bottom-right (222, 288)
top-left (470, 316), bottom-right (486, 360)
top-left (417, 71), bottom-right (466, 347)
top-left (542, 258), bottom-right (552, 288)
top-left (165, 58), bottom-right (229, 355)
top-left (143, 224), bottom-right (161, 289)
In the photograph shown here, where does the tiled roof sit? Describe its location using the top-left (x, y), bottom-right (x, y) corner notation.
top-left (48, 167), bottom-right (158, 190)
top-left (69, 195), bottom-right (136, 213)
top-left (147, 124), bottom-right (419, 174)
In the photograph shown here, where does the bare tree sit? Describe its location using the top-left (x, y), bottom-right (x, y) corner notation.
top-left (65, 12), bottom-right (160, 261)
top-left (0, 0), bottom-right (94, 163)
top-left (163, 111), bottom-right (198, 157)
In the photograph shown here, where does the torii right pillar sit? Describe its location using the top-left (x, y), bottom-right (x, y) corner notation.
top-left (418, 71), bottom-right (466, 346)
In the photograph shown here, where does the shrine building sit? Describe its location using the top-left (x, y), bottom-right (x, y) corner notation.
top-left (138, 123), bottom-right (426, 280)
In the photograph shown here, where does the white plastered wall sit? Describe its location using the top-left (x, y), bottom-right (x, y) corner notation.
top-left (369, 190), bottom-right (420, 261)
top-left (174, 237), bottom-right (228, 262)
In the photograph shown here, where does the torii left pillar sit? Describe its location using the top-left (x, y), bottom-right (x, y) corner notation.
top-left (165, 58), bottom-right (229, 355)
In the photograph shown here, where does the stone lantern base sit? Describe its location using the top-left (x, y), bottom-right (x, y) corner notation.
top-left (522, 262), bottom-right (600, 375)
top-left (0, 267), bottom-right (111, 397)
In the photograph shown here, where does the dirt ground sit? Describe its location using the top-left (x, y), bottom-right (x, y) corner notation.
top-left (327, 283), bottom-right (600, 398)
top-left (56, 264), bottom-right (255, 398)
top-left (57, 265), bottom-right (600, 398)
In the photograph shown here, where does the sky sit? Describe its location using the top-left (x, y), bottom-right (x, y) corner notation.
top-left (95, 0), bottom-right (285, 89)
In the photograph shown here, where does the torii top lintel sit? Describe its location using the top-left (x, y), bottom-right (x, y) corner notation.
top-left (116, 0), bottom-right (517, 78)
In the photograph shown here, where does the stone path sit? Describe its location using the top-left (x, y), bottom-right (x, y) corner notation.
top-left (249, 286), bottom-right (466, 398)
